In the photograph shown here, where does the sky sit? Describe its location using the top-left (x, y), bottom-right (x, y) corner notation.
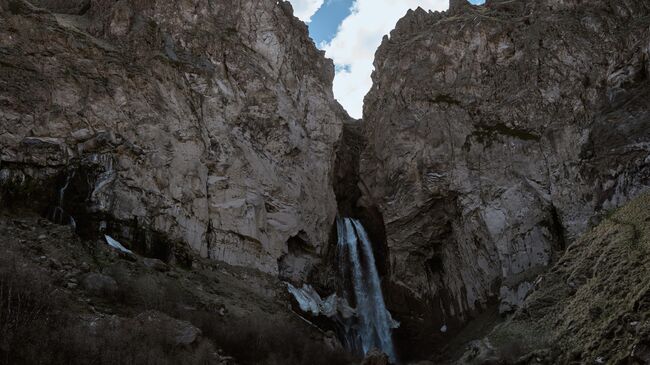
top-left (288, 0), bottom-right (485, 119)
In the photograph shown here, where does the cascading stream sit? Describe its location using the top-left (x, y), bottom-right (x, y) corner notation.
top-left (337, 217), bottom-right (397, 363)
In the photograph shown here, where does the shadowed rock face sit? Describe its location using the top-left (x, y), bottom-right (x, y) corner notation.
top-left (361, 0), bottom-right (650, 358)
top-left (0, 0), bottom-right (348, 277)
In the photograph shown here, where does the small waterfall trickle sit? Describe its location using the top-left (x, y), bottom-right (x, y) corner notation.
top-left (49, 170), bottom-right (76, 228)
top-left (337, 217), bottom-right (397, 363)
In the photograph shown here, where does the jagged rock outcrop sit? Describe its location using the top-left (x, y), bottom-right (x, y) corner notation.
top-left (0, 0), bottom-right (347, 278)
top-left (360, 0), bottom-right (650, 357)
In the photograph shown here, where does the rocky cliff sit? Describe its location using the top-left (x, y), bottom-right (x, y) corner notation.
top-left (459, 192), bottom-right (650, 364)
top-left (0, 0), bottom-right (347, 279)
top-left (4, 0), bottom-right (650, 363)
top-left (360, 0), bottom-right (650, 358)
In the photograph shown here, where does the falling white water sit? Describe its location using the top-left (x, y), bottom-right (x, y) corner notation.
top-left (89, 154), bottom-right (115, 210)
top-left (337, 217), bottom-right (398, 363)
top-left (50, 171), bottom-right (76, 227)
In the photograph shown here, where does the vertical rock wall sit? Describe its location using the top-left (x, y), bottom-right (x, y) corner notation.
top-left (361, 0), bottom-right (650, 356)
top-left (0, 0), bottom-right (348, 278)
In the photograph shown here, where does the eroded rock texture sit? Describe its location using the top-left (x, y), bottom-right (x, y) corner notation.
top-left (360, 0), bottom-right (650, 355)
top-left (0, 0), bottom-right (347, 278)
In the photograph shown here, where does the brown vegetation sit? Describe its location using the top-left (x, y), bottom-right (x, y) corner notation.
top-left (0, 230), bottom-right (355, 365)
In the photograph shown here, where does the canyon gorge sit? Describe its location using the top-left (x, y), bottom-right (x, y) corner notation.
top-left (1, 0), bottom-right (649, 364)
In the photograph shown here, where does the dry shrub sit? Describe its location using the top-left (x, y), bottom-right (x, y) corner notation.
top-left (0, 254), bottom-right (56, 364)
top-left (48, 318), bottom-right (219, 365)
top-left (0, 255), bottom-right (218, 365)
top-left (103, 264), bottom-right (189, 316)
top-left (186, 311), bottom-right (355, 365)
top-left (0, 254), bottom-right (352, 365)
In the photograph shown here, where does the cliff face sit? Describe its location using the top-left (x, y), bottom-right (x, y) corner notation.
top-left (360, 0), bottom-right (650, 355)
top-left (465, 192), bottom-right (650, 364)
top-left (0, 0), bottom-right (346, 279)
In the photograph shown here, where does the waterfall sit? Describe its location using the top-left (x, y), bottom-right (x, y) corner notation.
top-left (337, 217), bottom-right (397, 363)
top-left (49, 170), bottom-right (76, 228)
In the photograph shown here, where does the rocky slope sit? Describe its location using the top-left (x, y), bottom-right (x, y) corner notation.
top-left (0, 0), bottom-right (347, 280)
top-left (457, 192), bottom-right (650, 364)
top-left (360, 0), bottom-right (650, 358)
top-left (0, 211), bottom-right (353, 365)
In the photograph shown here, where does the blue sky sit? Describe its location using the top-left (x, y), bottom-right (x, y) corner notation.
top-left (289, 0), bottom-right (486, 118)
top-left (308, 0), bottom-right (354, 46)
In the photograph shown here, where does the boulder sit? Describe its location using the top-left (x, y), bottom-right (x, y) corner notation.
top-left (81, 273), bottom-right (118, 295)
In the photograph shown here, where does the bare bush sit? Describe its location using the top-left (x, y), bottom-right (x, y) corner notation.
top-left (0, 254), bottom-right (352, 365)
top-left (0, 255), bottom-right (219, 365)
top-left (48, 318), bottom-right (220, 365)
top-left (186, 311), bottom-right (355, 365)
top-left (0, 256), bottom-right (54, 364)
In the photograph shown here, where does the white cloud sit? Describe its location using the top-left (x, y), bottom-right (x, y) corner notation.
top-left (287, 0), bottom-right (326, 23)
top-left (323, 0), bottom-right (448, 118)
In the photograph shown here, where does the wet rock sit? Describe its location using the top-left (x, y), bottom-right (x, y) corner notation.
top-left (361, 349), bottom-right (391, 365)
top-left (287, 283), bottom-right (355, 319)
